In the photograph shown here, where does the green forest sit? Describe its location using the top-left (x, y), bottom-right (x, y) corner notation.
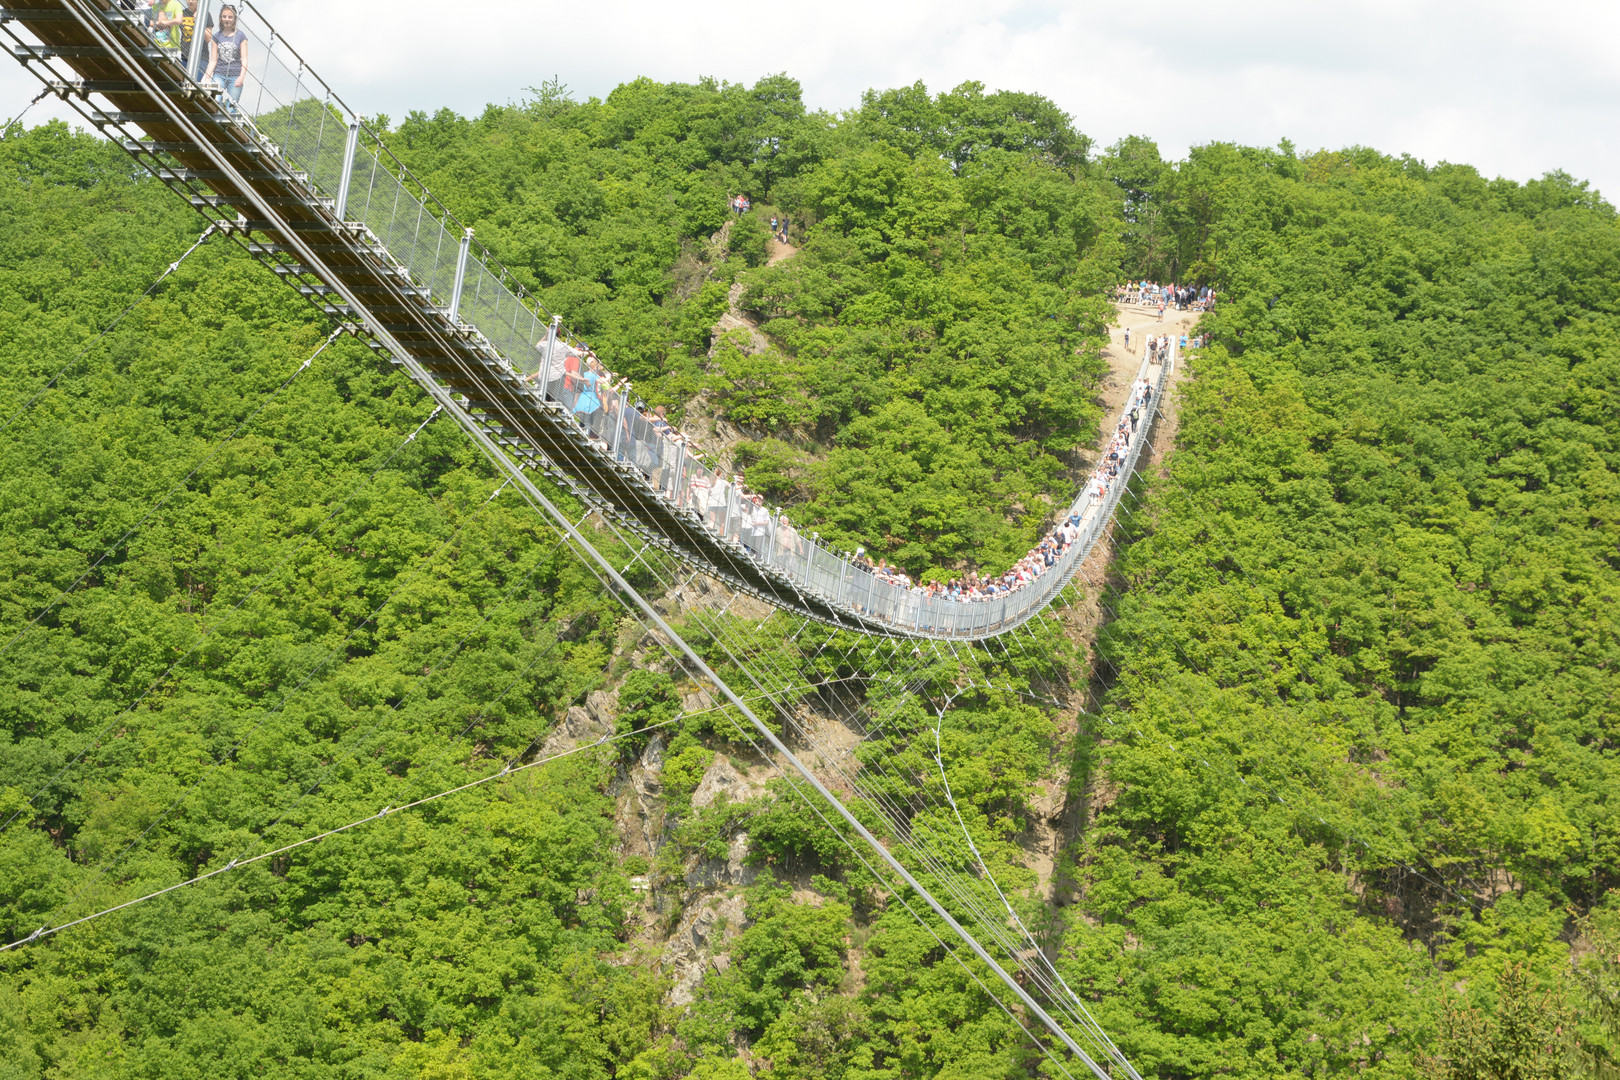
top-left (0, 67), bottom-right (1618, 1080)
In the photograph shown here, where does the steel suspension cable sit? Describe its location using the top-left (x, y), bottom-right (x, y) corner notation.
top-left (37, 471), bottom-right (525, 927)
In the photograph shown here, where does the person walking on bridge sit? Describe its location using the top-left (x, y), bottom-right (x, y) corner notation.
top-left (149, 0), bottom-right (183, 51)
top-left (203, 4), bottom-right (248, 110)
top-left (572, 357), bottom-right (604, 438)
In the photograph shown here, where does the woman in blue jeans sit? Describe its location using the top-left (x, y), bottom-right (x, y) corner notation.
top-left (203, 3), bottom-right (248, 110)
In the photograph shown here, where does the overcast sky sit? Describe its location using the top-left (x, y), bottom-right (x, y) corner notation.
top-left (6, 0), bottom-right (1618, 199)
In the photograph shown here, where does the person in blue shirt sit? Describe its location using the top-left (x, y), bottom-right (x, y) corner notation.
top-left (573, 357), bottom-right (603, 435)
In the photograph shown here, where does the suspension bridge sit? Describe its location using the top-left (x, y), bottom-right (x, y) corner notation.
top-left (0, 3), bottom-right (1174, 1076)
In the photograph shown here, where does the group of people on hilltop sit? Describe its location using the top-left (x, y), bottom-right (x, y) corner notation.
top-left (1113, 280), bottom-right (1216, 314)
top-left (129, 0), bottom-right (248, 108)
top-left (729, 194), bottom-right (752, 215)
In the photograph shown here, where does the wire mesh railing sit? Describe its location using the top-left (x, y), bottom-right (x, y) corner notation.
top-left (114, 0), bottom-right (1171, 637)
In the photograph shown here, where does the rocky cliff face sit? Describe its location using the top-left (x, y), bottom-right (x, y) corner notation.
top-left (536, 661), bottom-right (782, 1006)
top-left (563, 308), bottom-right (1178, 1009)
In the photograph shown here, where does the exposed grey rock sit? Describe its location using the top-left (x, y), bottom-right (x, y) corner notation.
top-left (614, 732), bottom-right (670, 861)
top-left (640, 732), bottom-right (665, 772)
top-left (538, 704), bottom-right (608, 759)
top-left (584, 689), bottom-right (616, 728)
top-left (691, 755), bottom-right (744, 810)
top-left (683, 829), bottom-right (757, 890)
top-left (666, 893), bottom-right (748, 1006)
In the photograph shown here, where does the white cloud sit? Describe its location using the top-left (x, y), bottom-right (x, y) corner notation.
top-left (4, 0), bottom-right (1617, 199)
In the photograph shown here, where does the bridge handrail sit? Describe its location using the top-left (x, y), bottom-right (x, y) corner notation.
top-left (109, 0), bottom-right (1173, 637)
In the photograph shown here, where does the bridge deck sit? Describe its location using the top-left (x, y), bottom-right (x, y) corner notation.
top-left (0, 0), bottom-right (1169, 639)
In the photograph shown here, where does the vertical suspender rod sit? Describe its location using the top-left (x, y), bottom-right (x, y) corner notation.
top-left (541, 315), bottom-right (560, 392)
top-left (448, 227), bottom-right (473, 322)
top-left (184, 0), bottom-right (209, 80)
top-left (334, 120), bottom-right (360, 219)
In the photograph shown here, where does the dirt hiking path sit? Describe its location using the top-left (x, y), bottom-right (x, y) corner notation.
top-left (767, 236), bottom-right (799, 265)
top-left (1095, 302), bottom-right (1198, 421)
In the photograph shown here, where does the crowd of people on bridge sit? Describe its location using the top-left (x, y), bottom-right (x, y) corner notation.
top-left (116, 0), bottom-right (1157, 628)
top-left (519, 325), bottom-right (1166, 621)
top-left (860, 374), bottom-right (1159, 608)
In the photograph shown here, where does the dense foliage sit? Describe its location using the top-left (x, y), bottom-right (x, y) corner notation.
top-left (0, 124), bottom-right (672, 1077)
top-left (379, 77), bottom-right (1120, 574)
top-left (2, 68), bottom-right (1618, 1080)
top-left (1072, 140), bottom-right (1620, 1077)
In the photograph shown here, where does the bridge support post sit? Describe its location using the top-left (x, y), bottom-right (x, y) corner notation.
top-left (671, 441), bottom-right (686, 505)
top-left (185, 1), bottom-right (209, 81)
top-left (448, 227), bottom-right (473, 323)
top-left (540, 316), bottom-right (560, 398)
top-left (334, 120), bottom-right (360, 219)
top-left (611, 383), bottom-right (628, 460)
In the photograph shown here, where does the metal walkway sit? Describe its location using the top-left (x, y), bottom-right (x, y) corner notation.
top-left (0, 0), bottom-right (1170, 640)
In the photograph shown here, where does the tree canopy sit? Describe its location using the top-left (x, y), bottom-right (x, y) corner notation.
top-left (1074, 138), bottom-right (1620, 1078)
top-left (376, 75), bottom-right (1119, 576)
top-left (0, 75), bottom-right (1618, 1080)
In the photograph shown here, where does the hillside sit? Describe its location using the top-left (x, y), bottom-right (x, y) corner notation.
top-left (0, 79), bottom-right (1618, 1080)
top-left (1080, 144), bottom-right (1620, 1076)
